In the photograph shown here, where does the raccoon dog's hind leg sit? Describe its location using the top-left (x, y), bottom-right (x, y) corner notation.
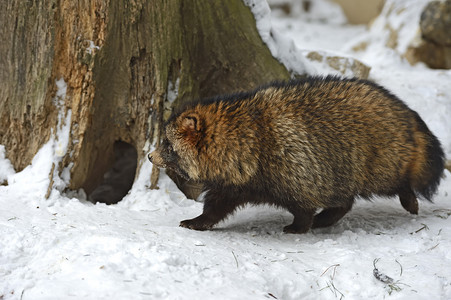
top-left (283, 202), bottom-right (315, 234)
top-left (311, 202), bottom-right (353, 229)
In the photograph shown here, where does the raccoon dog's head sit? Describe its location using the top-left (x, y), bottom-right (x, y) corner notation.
top-left (148, 103), bottom-right (259, 185)
top-left (148, 110), bottom-right (203, 181)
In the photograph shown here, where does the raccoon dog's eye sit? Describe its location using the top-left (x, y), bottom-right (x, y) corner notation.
top-left (167, 144), bottom-right (174, 153)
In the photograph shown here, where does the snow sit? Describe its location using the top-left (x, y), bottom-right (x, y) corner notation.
top-left (244, 0), bottom-right (311, 75)
top-left (1, 0), bottom-right (451, 299)
top-left (84, 40), bottom-right (101, 55)
top-left (167, 78), bottom-right (180, 104)
top-left (0, 146), bottom-right (15, 184)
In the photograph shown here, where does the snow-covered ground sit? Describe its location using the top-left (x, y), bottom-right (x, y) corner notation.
top-left (1, 0), bottom-right (451, 299)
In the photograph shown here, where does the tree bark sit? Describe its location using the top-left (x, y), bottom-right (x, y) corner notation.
top-left (0, 0), bottom-right (290, 200)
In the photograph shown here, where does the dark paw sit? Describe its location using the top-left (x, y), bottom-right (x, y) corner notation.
top-left (179, 215), bottom-right (214, 231)
top-left (399, 190), bottom-right (419, 215)
top-left (283, 223), bottom-right (309, 234)
top-left (401, 198), bottom-right (419, 215)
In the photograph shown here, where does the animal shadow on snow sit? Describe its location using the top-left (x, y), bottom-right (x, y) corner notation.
top-left (214, 201), bottom-right (438, 237)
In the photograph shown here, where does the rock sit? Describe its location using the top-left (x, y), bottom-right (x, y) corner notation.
top-left (446, 160), bottom-right (451, 173)
top-left (305, 51), bottom-right (371, 79)
top-left (406, 40), bottom-right (451, 69)
top-left (406, 0), bottom-right (451, 69)
top-left (420, 1), bottom-right (451, 46)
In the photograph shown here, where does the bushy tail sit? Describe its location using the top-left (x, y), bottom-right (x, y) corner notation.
top-left (411, 114), bottom-right (445, 201)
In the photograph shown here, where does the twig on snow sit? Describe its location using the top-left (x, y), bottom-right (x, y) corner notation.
top-left (410, 223), bottom-right (429, 235)
top-left (320, 264), bottom-right (340, 280)
top-left (433, 209), bottom-right (451, 219)
top-left (373, 258), bottom-right (407, 295)
top-left (232, 251), bottom-right (239, 268)
top-left (428, 243), bottom-right (440, 251)
top-left (373, 258), bottom-right (394, 284)
top-left (319, 280), bottom-right (345, 300)
top-left (395, 259), bottom-right (403, 276)
top-left (319, 264), bottom-right (344, 299)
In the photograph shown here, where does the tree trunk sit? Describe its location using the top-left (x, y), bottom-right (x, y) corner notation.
top-left (0, 0), bottom-right (290, 202)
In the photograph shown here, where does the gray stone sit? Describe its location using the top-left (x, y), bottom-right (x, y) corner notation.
top-left (420, 0), bottom-right (451, 46)
top-left (306, 51), bottom-right (371, 79)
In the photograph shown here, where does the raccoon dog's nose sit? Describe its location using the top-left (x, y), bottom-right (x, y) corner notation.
top-left (147, 153), bottom-right (153, 163)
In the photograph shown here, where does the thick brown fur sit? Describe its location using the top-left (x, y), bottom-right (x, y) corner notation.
top-left (149, 76), bottom-right (445, 234)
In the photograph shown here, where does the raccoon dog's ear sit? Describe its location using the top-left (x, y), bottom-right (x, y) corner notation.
top-left (180, 113), bottom-right (203, 145)
top-left (181, 114), bottom-right (201, 132)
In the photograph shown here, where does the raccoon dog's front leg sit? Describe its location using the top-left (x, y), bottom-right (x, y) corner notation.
top-left (180, 188), bottom-right (242, 231)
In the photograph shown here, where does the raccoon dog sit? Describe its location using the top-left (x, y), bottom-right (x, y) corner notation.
top-left (148, 76), bottom-right (445, 233)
